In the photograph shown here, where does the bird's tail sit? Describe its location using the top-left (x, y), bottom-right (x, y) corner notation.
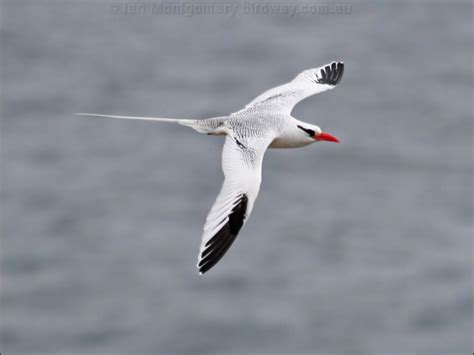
top-left (76, 113), bottom-right (210, 133)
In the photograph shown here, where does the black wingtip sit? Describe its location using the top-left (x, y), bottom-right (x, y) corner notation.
top-left (198, 194), bottom-right (248, 274)
top-left (316, 61), bottom-right (344, 86)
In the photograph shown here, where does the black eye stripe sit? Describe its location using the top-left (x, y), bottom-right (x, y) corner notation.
top-left (297, 125), bottom-right (315, 137)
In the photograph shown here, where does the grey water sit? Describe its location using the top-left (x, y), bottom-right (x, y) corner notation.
top-left (1, 1), bottom-right (472, 354)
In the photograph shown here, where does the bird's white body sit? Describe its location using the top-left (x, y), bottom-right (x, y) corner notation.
top-left (78, 61), bottom-right (344, 274)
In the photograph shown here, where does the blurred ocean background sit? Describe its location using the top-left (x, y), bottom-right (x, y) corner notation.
top-left (1, 1), bottom-right (472, 354)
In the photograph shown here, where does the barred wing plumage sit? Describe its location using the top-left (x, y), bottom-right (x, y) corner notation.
top-left (197, 135), bottom-right (274, 274)
top-left (235, 61), bottom-right (344, 115)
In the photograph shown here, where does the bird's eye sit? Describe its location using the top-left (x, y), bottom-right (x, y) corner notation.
top-left (297, 125), bottom-right (315, 137)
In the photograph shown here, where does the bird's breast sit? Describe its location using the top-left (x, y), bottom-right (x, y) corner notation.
top-left (269, 136), bottom-right (312, 149)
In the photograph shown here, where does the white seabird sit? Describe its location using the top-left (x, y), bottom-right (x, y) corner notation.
top-left (78, 61), bottom-right (344, 274)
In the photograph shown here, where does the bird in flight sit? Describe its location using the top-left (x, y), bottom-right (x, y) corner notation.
top-left (78, 61), bottom-right (344, 274)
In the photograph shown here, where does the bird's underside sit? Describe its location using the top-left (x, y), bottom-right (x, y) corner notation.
top-left (77, 61), bottom-right (344, 274)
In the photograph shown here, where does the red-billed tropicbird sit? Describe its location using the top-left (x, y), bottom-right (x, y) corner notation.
top-left (78, 61), bottom-right (344, 274)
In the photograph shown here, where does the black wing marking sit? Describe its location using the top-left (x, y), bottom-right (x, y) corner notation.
top-left (234, 137), bottom-right (247, 150)
top-left (315, 62), bottom-right (344, 86)
top-left (198, 194), bottom-right (248, 274)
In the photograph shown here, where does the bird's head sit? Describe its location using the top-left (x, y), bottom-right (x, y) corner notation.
top-left (296, 124), bottom-right (339, 144)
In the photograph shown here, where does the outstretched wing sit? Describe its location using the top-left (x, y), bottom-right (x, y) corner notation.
top-left (197, 135), bottom-right (273, 274)
top-left (235, 61), bottom-right (344, 115)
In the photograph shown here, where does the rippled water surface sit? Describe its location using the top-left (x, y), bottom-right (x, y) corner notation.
top-left (1, 1), bottom-right (472, 354)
